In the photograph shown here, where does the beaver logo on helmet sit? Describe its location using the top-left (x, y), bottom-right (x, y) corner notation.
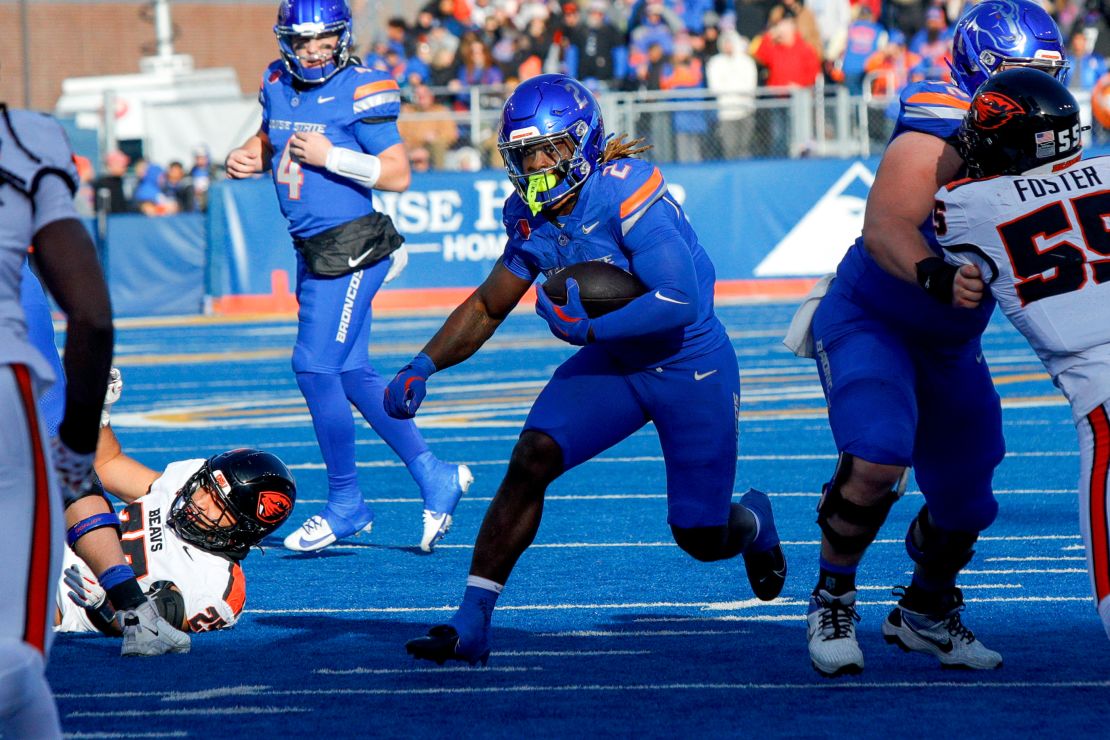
top-left (257, 491), bottom-right (294, 524)
top-left (972, 92), bottom-right (1026, 130)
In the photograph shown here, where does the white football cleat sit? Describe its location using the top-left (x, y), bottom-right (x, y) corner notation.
top-left (420, 464), bottom-right (474, 552)
top-left (120, 599), bottom-right (190, 657)
top-left (283, 513), bottom-right (373, 553)
top-left (882, 588), bottom-right (1002, 670)
top-left (807, 589), bottom-right (864, 677)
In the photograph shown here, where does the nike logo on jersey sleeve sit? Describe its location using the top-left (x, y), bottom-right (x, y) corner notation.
top-left (654, 290), bottom-right (689, 305)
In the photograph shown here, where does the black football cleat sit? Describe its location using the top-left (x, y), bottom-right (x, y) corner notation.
top-left (739, 489), bottom-right (787, 601)
top-left (744, 544), bottom-right (787, 601)
top-left (405, 624), bottom-right (490, 667)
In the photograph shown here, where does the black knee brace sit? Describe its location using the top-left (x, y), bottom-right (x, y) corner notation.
top-left (905, 505), bottom-right (978, 575)
top-left (816, 453), bottom-right (905, 555)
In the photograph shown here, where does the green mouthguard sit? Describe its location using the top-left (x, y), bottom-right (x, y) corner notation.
top-left (525, 172), bottom-right (558, 216)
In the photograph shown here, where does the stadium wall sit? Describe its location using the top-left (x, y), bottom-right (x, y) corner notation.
top-left (97, 157), bottom-right (882, 316)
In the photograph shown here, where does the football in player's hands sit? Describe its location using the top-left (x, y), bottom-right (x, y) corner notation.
top-left (541, 261), bottom-right (647, 318)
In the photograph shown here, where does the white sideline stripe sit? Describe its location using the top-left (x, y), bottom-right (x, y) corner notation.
top-left (960, 568), bottom-right (1087, 575)
top-left (423, 534), bottom-right (1081, 551)
top-left (856, 583), bottom-right (1021, 590)
top-left (633, 616), bottom-right (805, 623)
top-left (161, 686), bottom-right (268, 702)
top-left (987, 557), bottom-right (1086, 563)
top-left (314, 666), bottom-right (535, 676)
top-left (535, 629), bottom-right (750, 638)
top-left (244, 593), bottom-right (1088, 617)
top-left (499, 650), bottom-right (651, 657)
top-left (68, 707), bottom-right (309, 718)
top-left (66, 734), bottom-right (189, 739)
top-left (288, 450), bottom-right (1081, 470)
top-left (61, 681), bottom-right (1110, 703)
top-left (295, 489), bottom-right (1076, 507)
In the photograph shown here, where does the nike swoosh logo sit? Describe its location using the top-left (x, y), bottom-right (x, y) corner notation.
top-left (694, 370), bottom-right (718, 381)
top-left (348, 248), bottom-right (375, 268)
top-left (318, 96), bottom-right (335, 103)
top-left (182, 545), bottom-right (193, 561)
top-left (654, 291), bottom-right (689, 305)
top-left (975, 352), bottom-right (983, 364)
top-left (298, 533), bottom-right (333, 549)
top-left (582, 221), bottom-right (600, 234)
top-left (919, 632), bottom-right (954, 653)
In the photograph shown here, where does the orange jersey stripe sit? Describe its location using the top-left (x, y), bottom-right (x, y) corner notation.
top-left (905, 92), bottom-right (970, 110)
top-left (14, 365), bottom-right (51, 653)
top-left (354, 79), bottom-right (400, 99)
top-left (223, 563), bottom-right (247, 616)
top-left (620, 167), bottom-right (663, 219)
top-left (1088, 405), bottom-right (1110, 601)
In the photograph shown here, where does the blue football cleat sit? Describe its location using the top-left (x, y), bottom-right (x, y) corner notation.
top-left (739, 488), bottom-right (787, 601)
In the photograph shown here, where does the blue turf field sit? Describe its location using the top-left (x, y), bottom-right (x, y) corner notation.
top-left (48, 302), bottom-right (1110, 738)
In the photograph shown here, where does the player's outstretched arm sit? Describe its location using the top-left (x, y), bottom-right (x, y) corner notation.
top-left (384, 262), bottom-right (531, 419)
top-left (862, 132), bottom-right (964, 285)
top-left (94, 425), bottom-right (160, 503)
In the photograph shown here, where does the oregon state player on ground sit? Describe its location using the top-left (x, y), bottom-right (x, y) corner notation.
top-left (56, 412), bottom-right (297, 635)
top-left (933, 68), bottom-right (1110, 641)
top-left (387, 74), bottom-right (786, 666)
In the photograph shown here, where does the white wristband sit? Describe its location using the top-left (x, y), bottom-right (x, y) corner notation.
top-left (325, 146), bottom-right (382, 188)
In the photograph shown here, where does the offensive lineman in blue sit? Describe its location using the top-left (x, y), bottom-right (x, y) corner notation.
top-left (226, 0), bottom-right (471, 554)
top-left (386, 74), bottom-right (787, 665)
top-left (798, 0), bottom-right (1069, 676)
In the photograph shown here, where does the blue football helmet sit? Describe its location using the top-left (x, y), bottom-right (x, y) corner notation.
top-left (949, 0), bottom-right (1069, 95)
top-left (497, 74), bottom-right (606, 214)
top-left (273, 0), bottom-right (353, 84)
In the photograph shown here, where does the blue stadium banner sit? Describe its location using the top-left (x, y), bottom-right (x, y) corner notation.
top-left (207, 157), bottom-right (883, 297)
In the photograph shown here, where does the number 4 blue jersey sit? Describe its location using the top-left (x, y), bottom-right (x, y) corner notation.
top-left (259, 60), bottom-right (402, 239)
top-left (501, 157), bottom-right (729, 368)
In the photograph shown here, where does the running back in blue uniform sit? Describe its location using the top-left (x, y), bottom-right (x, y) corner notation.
top-left (387, 74), bottom-right (787, 667)
top-left (799, 1), bottom-right (1069, 677)
top-left (226, 0), bottom-right (471, 555)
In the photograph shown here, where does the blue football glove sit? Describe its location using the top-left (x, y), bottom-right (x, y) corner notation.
top-left (536, 278), bottom-right (592, 346)
top-left (384, 352), bottom-right (436, 419)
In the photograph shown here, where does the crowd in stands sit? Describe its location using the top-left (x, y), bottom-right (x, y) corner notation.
top-left (81, 0), bottom-right (1110, 211)
top-left (78, 146), bottom-right (216, 217)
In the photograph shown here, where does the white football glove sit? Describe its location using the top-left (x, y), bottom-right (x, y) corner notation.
top-left (51, 436), bottom-right (96, 504)
top-left (101, 367), bottom-right (123, 427)
top-left (384, 245), bottom-right (408, 285)
top-left (64, 562), bottom-right (107, 611)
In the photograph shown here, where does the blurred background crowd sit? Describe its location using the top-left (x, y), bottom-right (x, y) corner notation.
top-left (78, 0), bottom-right (1110, 216)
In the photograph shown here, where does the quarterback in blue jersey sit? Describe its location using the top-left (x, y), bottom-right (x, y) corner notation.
top-left (225, 0), bottom-right (471, 554)
top-left (797, 0), bottom-right (1069, 676)
top-left (387, 74), bottom-right (787, 666)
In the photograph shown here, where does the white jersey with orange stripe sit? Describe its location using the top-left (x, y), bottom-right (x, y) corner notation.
top-left (935, 155), bottom-right (1110, 421)
top-left (0, 105), bottom-right (79, 386)
top-left (55, 460), bottom-right (247, 633)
